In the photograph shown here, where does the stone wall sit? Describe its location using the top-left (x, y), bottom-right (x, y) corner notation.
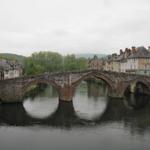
top-left (0, 70), bottom-right (150, 103)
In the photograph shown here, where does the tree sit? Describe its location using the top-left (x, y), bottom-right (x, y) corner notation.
top-left (24, 51), bottom-right (88, 75)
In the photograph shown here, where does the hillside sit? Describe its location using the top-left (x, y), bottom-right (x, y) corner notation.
top-left (0, 53), bottom-right (26, 64)
top-left (75, 53), bottom-right (107, 59)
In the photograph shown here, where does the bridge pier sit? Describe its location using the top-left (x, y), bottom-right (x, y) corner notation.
top-left (107, 82), bottom-right (126, 98)
top-left (107, 88), bottom-right (124, 98)
top-left (0, 83), bottom-right (24, 103)
top-left (0, 70), bottom-right (150, 103)
top-left (59, 86), bottom-right (74, 102)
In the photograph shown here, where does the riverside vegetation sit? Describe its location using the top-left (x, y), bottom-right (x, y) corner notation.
top-left (0, 51), bottom-right (88, 75)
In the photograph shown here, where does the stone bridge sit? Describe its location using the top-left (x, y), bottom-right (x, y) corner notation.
top-left (0, 70), bottom-right (150, 103)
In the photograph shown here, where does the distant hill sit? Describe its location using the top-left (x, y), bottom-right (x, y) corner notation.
top-left (0, 53), bottom-right (108, 63)
top-left (75, 53), bottom-right (107, 59)
top-left (0, 53), bottom-right (26, 64)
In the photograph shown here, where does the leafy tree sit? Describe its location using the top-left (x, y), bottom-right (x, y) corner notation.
top-left (24, 51), bottom-right (88, 75)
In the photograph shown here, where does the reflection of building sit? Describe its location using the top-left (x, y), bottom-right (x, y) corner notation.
top-left (87, 80), bottom-right (108, 98)
top-left (0, 59), bottom-right (23, 80)
top-left (88, 55), bottom-right (104, 70)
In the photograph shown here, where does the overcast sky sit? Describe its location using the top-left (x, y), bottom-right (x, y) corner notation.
top-left (0, 0), bottom-right (150, 56)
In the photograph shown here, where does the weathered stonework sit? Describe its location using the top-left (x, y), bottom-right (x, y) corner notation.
top-left (0, 70), bottom-right (150, 103)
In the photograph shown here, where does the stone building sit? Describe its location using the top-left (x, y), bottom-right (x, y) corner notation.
top-left (126, 47), bottom-right (150, 75)
top-left (88, 55), bottom-right (104, 70)
top-left (0, 59), bottom-right (23, 80)
top-left (104, 46), bottom-right (150, 75)
top-left (119, 48), bottom-right (132, 73)
top-left (104, 53), bottom-right (120, 72)
top-left (111, 53), bottom-right (120, 72)
top-left (104, 55), bottom-right (112, 71)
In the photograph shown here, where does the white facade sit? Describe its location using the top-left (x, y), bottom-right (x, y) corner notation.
top-left (104, 61), bottom-right (111, 71)
top-left (4, 69), bottom-right (22, 79)
top-left (104, 46), bottom-right (150, 75)
top-left (127, 59), bottom-right (138, 70)
top-left (120, 59), bottom-right (138, 73)
top-left (0, 59), bottom-right (23, 80)
top-left (112, 61), bottom-right (120, 72)
top-left (120, 62), bottom-right (126, 72)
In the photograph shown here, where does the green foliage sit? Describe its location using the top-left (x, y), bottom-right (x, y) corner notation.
top-left (63, 55), bottom-right (88, 71)
top-left (0, 53), bottom-right (25, 64)
top-left (24, 51), bottom-right (88, 75)
top-left (24, 58), bottom-right (45, 75)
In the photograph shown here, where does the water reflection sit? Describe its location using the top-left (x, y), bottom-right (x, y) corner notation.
top-left (23, 81), bottom-right (109, 121)
top-left (0, 81), bottom-right (149, 132)
top-left (23, 84), bottom-right (59, 119)
top-left (0, 94), bottom-right (150, 132)
top-left (73, 96), bottom-right (108, 120)
top-left (23, 97), bottom-right (58, 119)
top-left (73, 81), bottom-right (108, 120)
top-left (123, 94), bottom-right (150, 110)
top-left (1, 80), bottom-right (150, 150)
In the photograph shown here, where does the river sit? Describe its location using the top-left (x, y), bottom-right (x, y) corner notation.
top-left (0, 80), bottom-right (150, 150)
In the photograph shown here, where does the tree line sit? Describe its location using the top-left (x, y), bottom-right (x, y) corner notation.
top-left (24, 51), bottom-right (88, 75)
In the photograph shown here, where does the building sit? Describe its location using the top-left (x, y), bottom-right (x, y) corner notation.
top-left (0, 59), bottom-right (23, 80)
top-left (88, 55), bottom-right (104, 70)
top-left (104, 46), bottom-right (150, 76)
top-left (126, 47), bottom-right (150, 75)
top-left (111, 53), bottom-right (120, 72)
top-left (104, 53), bottom-right (120, 72)
top-left (119, 48), bottom-right (132, 73)
top-left (104, 55), bottom-right (112, 71)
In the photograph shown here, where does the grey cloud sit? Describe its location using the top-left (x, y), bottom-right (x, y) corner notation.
top-left (51, 29), bottom-right (71, 37)
top-left (0, 0), bottom-right (150, 56)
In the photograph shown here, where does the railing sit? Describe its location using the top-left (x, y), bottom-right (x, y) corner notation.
top-left (1, 69), bottom-right (150, 83)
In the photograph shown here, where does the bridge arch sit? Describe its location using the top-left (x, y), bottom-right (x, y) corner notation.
top-left (124, 78), bottom-right (150, 96)
top-left (22, 78), bottom-right (60, 97)
top-left (71, 72), bottom-right (115, 93)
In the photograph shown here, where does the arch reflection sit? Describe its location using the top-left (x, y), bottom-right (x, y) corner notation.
top-left (0, 79), bottom-right (150, 135)
top-left (23, 84), bottom-right (59, 119)
top-left (123, 94), bottom-right (150, 110)
top-left (23, 97), bottom-right (58, 119)
top-left (73, 80), bottom-right (109, 120)
top-left (73, 96), bottom-right (108, 120)
top-left (0, 96), bottom-right (150, 134)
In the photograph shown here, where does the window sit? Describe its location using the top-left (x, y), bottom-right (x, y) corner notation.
top-left (5, 70), bottom-right (9, 74)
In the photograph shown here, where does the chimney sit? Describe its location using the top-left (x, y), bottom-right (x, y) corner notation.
top-left (120, 49), bottom-right (123, 55)
top-left (131, 46), bottom-right (136, 53)
top-left (124, 48), bottom-right (128, 58)
top-left (125, 48), bottom-right (128, 53)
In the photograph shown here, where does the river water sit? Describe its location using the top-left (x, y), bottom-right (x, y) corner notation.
top-left (0, 81), bottom-right (150, 150)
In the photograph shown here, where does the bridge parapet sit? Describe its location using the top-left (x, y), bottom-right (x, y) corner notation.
top-left (0, 70), bottom-right (150, 103)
